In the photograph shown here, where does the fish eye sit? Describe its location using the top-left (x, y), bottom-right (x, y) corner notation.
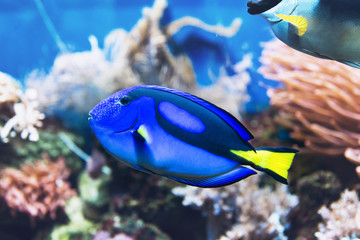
top-left (118, 95), bottom-right (131, 106)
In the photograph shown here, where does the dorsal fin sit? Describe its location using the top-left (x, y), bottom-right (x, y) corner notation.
top-left (142, 85), bottom-right (254, 141)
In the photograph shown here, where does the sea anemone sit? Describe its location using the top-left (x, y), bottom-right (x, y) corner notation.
top-left (259, 39), bottom-right (360, 174)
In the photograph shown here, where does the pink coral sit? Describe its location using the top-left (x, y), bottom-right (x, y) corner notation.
top-left (0, 154), bottom-right (76, 222)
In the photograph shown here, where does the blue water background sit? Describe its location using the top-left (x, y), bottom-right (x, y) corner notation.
top-left (0, 0), bottom-right (275, 113)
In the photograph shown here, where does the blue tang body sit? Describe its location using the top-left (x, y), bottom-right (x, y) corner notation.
top-left (89, 85), bottom-right (297, 187)
top-left (248, 0), bottom-right (360, 68)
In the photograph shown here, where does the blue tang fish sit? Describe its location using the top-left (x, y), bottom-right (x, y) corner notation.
top-left (89, 85), bottom-right (297, 187)
top-left (247, 0), bottom-right (360, 68)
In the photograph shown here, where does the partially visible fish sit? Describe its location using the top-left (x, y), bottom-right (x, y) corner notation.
top-left (89, 85), bottom-right (297, 188)
top-left (247, 0), bottom-right (360, 69)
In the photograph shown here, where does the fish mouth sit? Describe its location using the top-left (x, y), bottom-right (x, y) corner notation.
top-left (114, 117), bottom-right (139, 134)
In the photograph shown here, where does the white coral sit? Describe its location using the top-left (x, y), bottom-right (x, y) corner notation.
top-left (315, 189), bottom-right (360, 240)
top-left (0, 88), bottom-right (45, 142)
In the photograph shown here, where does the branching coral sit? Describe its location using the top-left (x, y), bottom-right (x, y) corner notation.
top-left (0, 72), bottom-right (45, 142)
top-left (315, 189), bottom-right (360, 239)
top-left (166, 16), bottom-right (241, 38)
top-left (172, 174), bottom-right (298, 240)
top-left (259, 39), bottom-right (360, 158)
top-left (108, 0), bottom-right (196, 90)
top-left (0, 154), bottom-right (76, 222)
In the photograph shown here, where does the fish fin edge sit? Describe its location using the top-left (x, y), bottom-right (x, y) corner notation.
top-left (340, 60), bottom-right (360, 69)
top-left (166, 166), bottom-right (256, 188)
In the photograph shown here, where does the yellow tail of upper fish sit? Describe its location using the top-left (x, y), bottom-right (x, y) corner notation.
top-left (230, 147), bottom-right (298, 184)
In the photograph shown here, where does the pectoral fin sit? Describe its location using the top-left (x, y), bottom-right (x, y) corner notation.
top-left (133, 124), bottom-right (151, 143)
top-left (132, 124), bottom-right (154, 165)
top-left (167, 166), bottom-right (256, 188)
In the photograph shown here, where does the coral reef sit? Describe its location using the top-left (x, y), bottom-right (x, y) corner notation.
top-left (259, 39), bottom-right (360, 156)
top-left (0, 153), bottom-right (76, 222)
top-left (172, 174), bottom-right (298, 240)
top-left (26, 0), bottom-right (249, 124)
top-left (0, 72), bottom-right (44, 142)
top-left (315, 189), bottom-right (360, 240)
top-left (0, 1), bottom-right (281, 239)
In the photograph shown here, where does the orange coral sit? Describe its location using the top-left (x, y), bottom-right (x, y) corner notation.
top-left (0, 154), bottom-right (76, 222)
top-left (259, 39), bottom-right (360, 162)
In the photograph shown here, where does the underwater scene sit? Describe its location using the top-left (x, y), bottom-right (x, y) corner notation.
top-left (1, 0), bottom-right (360, 239)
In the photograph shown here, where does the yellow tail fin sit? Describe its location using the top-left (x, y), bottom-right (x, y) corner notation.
top-left (230, 147), bottom-right (298, 184)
